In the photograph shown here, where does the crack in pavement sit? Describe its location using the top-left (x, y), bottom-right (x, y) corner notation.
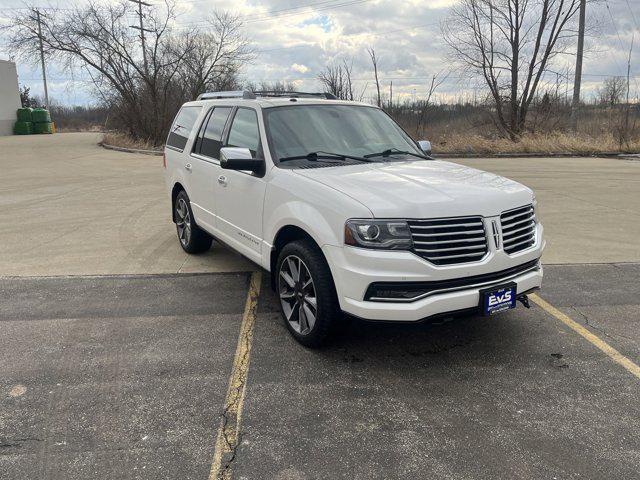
top-left (569, 305), bottom-right (635, 343)
top-left (219, 331), bottom-right (253, 478)
top-left (0, 437), bottom-right (43, 449)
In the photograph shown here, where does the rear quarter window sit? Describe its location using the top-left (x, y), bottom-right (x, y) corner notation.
top-left (167, 106), bottom-right (202, 151)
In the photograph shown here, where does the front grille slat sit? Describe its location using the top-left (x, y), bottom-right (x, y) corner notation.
top-left (501, 216), bottom-right (534, 230)
top-left (413, 237), bottom-right (486, 245)
top-left (415, 244), bottom-right (487, 253)
top-left (410, 221), bottom-right (483, 230)
top-left (504, 230), bottom-right (535, 245)
top-left (501, 204), bottom-right (536, 254)
top-left (408, 216), bottom-right (488, 265)
top-left (418, 251), bottom-right (488, 261)
top-left (505, 236), bottom-right (536, 251)
top-left (410, 229), bottom-right (485, 237)
top-left (501, 207), bottom-right (533, 223)
top-left (502, 221), bottom-right (536, 236)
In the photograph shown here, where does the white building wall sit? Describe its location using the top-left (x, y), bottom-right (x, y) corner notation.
top-left (0, 60), bottom-right (22, 136)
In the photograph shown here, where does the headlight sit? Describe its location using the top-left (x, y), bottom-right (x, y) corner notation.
top-left (344, 219), bottom-right (413, 250)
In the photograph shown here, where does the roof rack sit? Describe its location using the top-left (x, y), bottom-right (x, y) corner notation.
top-left (253, 91), bottom-right (337, 100)
top-left (197, 90), bottom-right (256, 100)
top-left (196, 90), bottom-right (337, 101)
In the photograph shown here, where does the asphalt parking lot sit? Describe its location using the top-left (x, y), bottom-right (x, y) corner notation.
top-left (1, 133), bottom-right (639, 479)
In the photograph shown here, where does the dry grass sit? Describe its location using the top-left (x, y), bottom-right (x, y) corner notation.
top-left (432, 132), bottom-right (640, 155)
top-left (101, 132), bottom-right (160, 151)
top-left (102, 127), bottom-right (639, 157)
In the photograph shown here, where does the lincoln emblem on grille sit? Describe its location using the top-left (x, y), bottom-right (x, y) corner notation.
top-left (491, 220), bottom-right (501, 249)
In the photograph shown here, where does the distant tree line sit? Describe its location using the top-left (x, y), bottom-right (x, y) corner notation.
top-left (9, 0), bottom-right (636, 148)
top-left (8, 1), bottom-right (252, 145)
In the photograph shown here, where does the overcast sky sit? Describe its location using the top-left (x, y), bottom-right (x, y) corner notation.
top-left (0, 0), bottom-right (638, 106)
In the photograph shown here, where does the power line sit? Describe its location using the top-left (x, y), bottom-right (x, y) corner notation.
top-left (174, 0), bottom-right (375, 27)
top-left (253, 22), bottom-right (439, 54)
top-left (624, 0), bottom-right (638, 30)
top-left (605, 0), bottom-right (639, 93)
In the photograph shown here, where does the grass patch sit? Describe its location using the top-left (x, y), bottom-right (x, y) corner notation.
top-left (102, 132), bottom-right (160, 151)
top-left (431, 132), bottom-right (640, 155)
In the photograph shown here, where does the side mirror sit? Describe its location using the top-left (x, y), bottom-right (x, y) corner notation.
top-left (418, 140), bottom-right (432, 156)
top-left (220, 147), bottom-right (264, 173)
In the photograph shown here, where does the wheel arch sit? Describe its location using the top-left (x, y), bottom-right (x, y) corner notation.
top-left (269, 225), bottom-right (323, 290)
top-left (171, 182), bottom-right (185, 223)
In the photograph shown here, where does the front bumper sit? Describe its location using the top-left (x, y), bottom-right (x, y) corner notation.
top-left (323, 223), bottom-right (544, 322)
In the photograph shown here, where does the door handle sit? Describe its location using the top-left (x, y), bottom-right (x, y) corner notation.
top-left (185, 163), bottom-right (192, 172)
top-left (218, 175), bottom-right (227, 186)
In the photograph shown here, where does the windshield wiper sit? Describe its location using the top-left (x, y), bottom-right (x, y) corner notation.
top-left (279, 151), bottom-right (372, 163)
top-left (364, 148), bottom-right (430, 160)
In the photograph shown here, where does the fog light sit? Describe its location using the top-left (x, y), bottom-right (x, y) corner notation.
top-left (373, 289), bottom-right (418, 299)
top-left (366, 285), bottom-right (427, 301)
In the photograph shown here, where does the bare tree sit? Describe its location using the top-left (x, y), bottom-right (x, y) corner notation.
top-left (317, 61), bottom-right (357, 100)
top-left (417, 72), bottom-right (449, 135)
top-left (367, 47), bottom-right (382, 108)
top-left (5, 1), bottom-right (251, 144)
top-left (443, 0), bottom-right (582, 139)
top-left (245, 80), bottom-right (299, 93)
top-left (174, 11), bottom-right (252, 101)
top-left (597, 77), bottom-right (627, 106)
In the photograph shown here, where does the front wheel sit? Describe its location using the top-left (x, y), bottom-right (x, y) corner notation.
top-left (276, 240), bottom-right (340, 347)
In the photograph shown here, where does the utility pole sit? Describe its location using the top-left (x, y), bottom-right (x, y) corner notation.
top-left (34, 8), bottom-right (49, 109)
top-left (569, 0), bottom-right (586, 131)
top-left (623, 35), bottom-right (634, 148)
top-left (128, 0), bottom-right (152, 75)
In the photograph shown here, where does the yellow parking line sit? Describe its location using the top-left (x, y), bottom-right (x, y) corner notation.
top-left (209, 271), bottom-right (262, 480)
top-left (530, 293), bottom-right (640, 380)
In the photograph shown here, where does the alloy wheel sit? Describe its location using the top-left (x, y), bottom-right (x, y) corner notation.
top-left (175, 197), bottom-right (192, 246)
top-left (279, 255), bottom-right (318, 335)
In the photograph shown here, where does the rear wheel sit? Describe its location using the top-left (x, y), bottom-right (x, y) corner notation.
top-left (174, 190), bottom-right (212, 253)
top-left (276, 240), bottom-right (340, 347)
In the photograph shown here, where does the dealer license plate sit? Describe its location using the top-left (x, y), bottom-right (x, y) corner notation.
top-left (480, 283), bottom-right (517, 316)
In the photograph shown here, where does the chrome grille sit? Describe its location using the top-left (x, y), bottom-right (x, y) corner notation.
top-left (501, 204), bottom-right (536, 254)
top-left (408, 216), bottom-right (488, 265)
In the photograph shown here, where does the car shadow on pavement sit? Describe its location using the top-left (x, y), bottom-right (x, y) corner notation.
top-left (257, 284), bottom-right (543, 370)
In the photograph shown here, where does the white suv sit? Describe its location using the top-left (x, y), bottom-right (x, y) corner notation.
top-left (164, 91), bottom-right (544, 346)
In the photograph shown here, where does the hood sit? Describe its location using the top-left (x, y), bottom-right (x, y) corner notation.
top-left (294, 160), bottom-right (533, 218)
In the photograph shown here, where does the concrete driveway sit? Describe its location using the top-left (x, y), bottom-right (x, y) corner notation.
top-left (1, 133), bottom-right (639, 276)
top-left (1, 133), bottom-right (639, 480)
top-left (0, 133), bottom-right (252, 276)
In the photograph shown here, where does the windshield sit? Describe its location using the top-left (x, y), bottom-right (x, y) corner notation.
top-left (263, 104), bottom-right (423, 164)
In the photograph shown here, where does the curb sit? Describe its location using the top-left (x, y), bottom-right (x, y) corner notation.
top-left (99, 142), bottom-right (162, 156)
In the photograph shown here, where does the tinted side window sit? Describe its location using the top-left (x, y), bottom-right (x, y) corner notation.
top-left (167, 106), bottom-right (201, 151)
top-left (227, 108), bottom-right (261, 157)
top-left (200, 107), bottom-right (232, 159)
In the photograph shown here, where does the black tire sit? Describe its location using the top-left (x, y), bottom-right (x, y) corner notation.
top-left (174, 190), bottom-right (212, 254)
top-left (276, 239), bottom-right (340, 347)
